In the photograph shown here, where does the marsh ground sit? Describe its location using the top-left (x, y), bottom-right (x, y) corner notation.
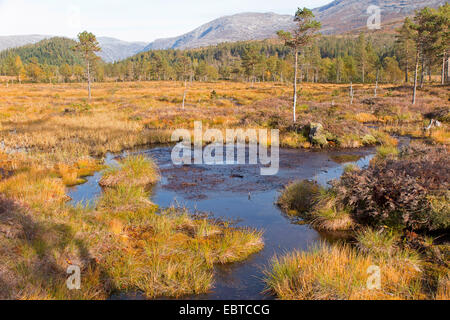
top-left (0, 80), bottom-right (448, 299)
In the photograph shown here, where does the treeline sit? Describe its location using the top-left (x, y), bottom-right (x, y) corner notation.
top-left (103, 35), bottom-right (402, 84)
top-left (0, 4), bottom-right (448, 86)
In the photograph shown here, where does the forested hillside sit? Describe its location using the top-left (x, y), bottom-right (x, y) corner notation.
top-left (0, 37), bottom-right (83, 67)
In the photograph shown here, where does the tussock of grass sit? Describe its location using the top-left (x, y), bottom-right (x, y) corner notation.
top-left (310, 190), bottom-right (355, 231)
top-left (265, 241), bottom-right (424, 300)
top-left (278, 182), bottom-right (355, 231)
top-left (0, 169), bottom-right (67, 207)
top-left (353, 113), bottom-right (379, 123)
top-left (436, 275), bottom-right (450, 300)
top-left (95, 186), bottom-right (264, 298)
top-left (280, 132), bottom-right (310, 149)
top-left (311, 207), bottom-right (354, 231)
top-left (100, 155), bottom-right (159, 188)
top-left (0, 172), bottom-right (264, 299)
top-left (277, 180), bottom-right (322, 217)
top-left (356, 228), bottom-right (400, 257)
top-left (430, 128), bottom-right (450, 145)
top-left (373, 131), bottom-right (398, 147)
top-left (376, 145), bottom-right (399, 160)
top-left (97, 185), bottom-right (154, 212)
top-left (343, 163), bottom-right (359, 173)
top-left (55, 158), bottom-right (103, 186)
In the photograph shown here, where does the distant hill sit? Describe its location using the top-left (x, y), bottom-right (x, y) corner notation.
top-left (0, 35), bottom-right (52, 52)
top-left (0, 35), bottom-right (147, 63)
top-left (0, 37), bottom-right (83, 66)
top-left (96, 37), bottom-right (147, 62)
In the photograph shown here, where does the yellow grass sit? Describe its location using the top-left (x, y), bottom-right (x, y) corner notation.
top-left (0, 165), bottom-right (264, 299)
top-left (265, 242), bottom-right (424, 300)
top-left (99, 154), bottom-right (159, 188)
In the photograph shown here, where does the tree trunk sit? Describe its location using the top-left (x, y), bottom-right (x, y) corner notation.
top-left (350, 82), bottom-right (354, 105)
top-left (87, 59), bottom-right (91, 102)
top-left (420, 55), bottom-right (425, 89)
top-left (374, 69), bottom-right (379, 98)
top-left (412, 50), bottom-right (419, 105)
top-left (428, 59), bottom-right (432, 83)
top-left (182, 80), bottom-right (187, 109)
top-left (442, 52), bottom-right (446, 85)
top-left (447, 56), bottom-right (450, 83)
top-left (405, 47), bottom-right (409, 83)
top-left (293, 50), bottom-right (298, 123)
top-left (362, 64), bottom-right (365, 83)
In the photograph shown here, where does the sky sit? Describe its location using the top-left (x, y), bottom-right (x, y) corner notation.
top-left (0, 0), bottom-right (333, 42)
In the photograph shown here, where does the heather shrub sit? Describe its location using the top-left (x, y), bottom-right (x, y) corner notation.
top-left (337, 145), bottom-right (449, 231)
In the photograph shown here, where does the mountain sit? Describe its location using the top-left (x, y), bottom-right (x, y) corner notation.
top-left (142, 0), bottom-right (447, 51)
top-left (0, 35), bottom-right (52, 52)
top-left (313, 0), bottom-right (447, 34)
top-left (1, 0), bottom-right (447, 60)
top-left (142, 12), bottom-right (295, 51)
top-left (0, 35), bottom-right (147, 63)
top-left (96, 37), bottom-right (147, 62)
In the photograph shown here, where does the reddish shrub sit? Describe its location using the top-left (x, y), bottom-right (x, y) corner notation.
top-left (336, 144), bottom-right (449, 231)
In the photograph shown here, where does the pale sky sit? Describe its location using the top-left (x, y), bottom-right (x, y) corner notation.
top-left (0, 0), bottom-right (333, 42)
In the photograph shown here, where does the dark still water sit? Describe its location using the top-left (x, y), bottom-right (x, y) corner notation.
top-left (67, 146), bottom-right (375, 300)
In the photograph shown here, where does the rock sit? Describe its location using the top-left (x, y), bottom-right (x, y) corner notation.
top-left (425, 119), bottom-right (443, 131)
top-left (424, 108), bottom-right (449, 121)
top-left (309, 123), bottom-right (328, 147)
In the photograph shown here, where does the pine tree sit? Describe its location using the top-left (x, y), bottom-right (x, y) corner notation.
top-left (74, 31), bottom-right (101, 102)
top-left (356, 33), bottom-right (368, 83)
top-left (436, 4), bottom-right (449, 84)
top-left (241, 46), bottom-right (260, 83)
top-left (409, 7), bottom-right (443, 104)
top-left (277, 8), bottom-right (321, 123)
top-left (396, 18), bottom-right (416, 83)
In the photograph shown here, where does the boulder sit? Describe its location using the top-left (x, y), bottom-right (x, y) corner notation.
top-left (309, 123), bottom-right (328, 147)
